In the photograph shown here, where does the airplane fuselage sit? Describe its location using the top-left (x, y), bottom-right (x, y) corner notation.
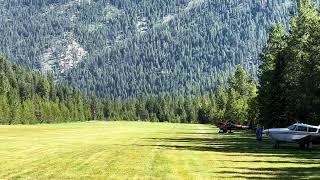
top-left (263, 123), bottom-right (320, 148)
top-left (267, 128), bottom-right (312, 142)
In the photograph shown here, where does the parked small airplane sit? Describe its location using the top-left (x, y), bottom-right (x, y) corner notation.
top-left (263, 123), bottom-right (320, 149)
top-left (217, 121), bottom-right (250, 133)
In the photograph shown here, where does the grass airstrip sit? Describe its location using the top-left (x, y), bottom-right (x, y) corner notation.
top-left (1, 121), bottom-right (320, 179)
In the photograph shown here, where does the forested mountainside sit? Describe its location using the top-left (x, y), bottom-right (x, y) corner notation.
top-left (0, 56), bottom-right (94, 124)
top-left (0, 55), bottom-right (257, 124)
top-left (0, 0), bottom-right (297, 98)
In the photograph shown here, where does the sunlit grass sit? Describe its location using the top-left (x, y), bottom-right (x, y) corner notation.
top-left (1, 121), bottom-right (319, 179)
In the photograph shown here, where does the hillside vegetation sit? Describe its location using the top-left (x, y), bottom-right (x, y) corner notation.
top-left (0, 56), bottom-right (257, 125)
top-left (1, 0), bottom-right (320, 127)
top-left (0, 0), bottom-right (296, 98)
top-left (0, 56), bottom-right (93, 124)
top-left (258, 1), bottom-right (320, 127)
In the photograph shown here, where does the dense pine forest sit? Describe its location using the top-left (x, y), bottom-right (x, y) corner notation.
top-left (0, 56), bottom-right (94, 124)
top-left (0, 56), bottom-right (256, 124)
top-left (0, 0), bottom-right (296, 98)
top-left (1, 0), bottom-right (320, 127)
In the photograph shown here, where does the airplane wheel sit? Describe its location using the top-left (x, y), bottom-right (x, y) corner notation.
top-left (306, 142), bottom-right (313, 150)
top-left (299, 143), bottom-right (306, 150)
top-left (223, 129), bottom-right (227, 133)
top-left (273, 142), bottom-right (279, 149)
top-left (219, 129), bottom-right (227, 133)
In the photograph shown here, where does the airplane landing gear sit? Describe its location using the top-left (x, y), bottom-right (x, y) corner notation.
top-left (299, 141), bottom-right (313, 150)
top-left (219, 129), bottom-right (228, 133)
top-left (272, 141), bottom-right (280, 149)
top-left (299, 143), bottom-right (305, 149)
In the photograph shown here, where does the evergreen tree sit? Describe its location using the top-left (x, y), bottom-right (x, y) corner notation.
top-left (0, 57), bottom-right (97, 124)
top-left (0, 95), bottom-right (10, 124)
top-left (22, 99), bottom-right (36, 124)
top-left (8, 90), bottom-right (22, 124)
top-left (258, 0), bottom-right (320, 127)
top-left (0, 73), bottom-right (10, 95)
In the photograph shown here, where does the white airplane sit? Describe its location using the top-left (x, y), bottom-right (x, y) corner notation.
top-left (263, 123), bottom-right (320, 149)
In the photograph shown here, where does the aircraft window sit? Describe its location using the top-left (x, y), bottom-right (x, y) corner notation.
top-left (308, 127), bottom-right (317, 132)
top-left (288, 125), bottom-right (296, 130)
top-left (296, 126), bottom-right (307, 132)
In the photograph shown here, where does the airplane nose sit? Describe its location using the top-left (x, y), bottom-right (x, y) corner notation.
top-left (263, 129), bottom-right (269, 135)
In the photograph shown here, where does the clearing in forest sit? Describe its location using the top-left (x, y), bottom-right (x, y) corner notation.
top-left (0, 121), bottom-right (319, 179)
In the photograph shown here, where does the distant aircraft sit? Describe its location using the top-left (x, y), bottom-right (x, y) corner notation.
top-left (263, 123), bottom-right (320, 149)
top-left (217, 121), bottom-right (250, 133)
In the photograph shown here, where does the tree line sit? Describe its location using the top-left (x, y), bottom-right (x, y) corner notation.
top-left (96, 65), bottom-right (257, 124)
top-left (257, 0), bottom-right (320, 127)
top-left (0, 56), bottom-right (94, 124)
top-left (2, 0), bottom-right (320, 127)
top-left (0, 55), bottom-right (257, 125)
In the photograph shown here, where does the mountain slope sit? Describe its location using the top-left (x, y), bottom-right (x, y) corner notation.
top-left (0, 0), bottom-right (297, 98)
top-left (0, 56), bottom-right (94, 124)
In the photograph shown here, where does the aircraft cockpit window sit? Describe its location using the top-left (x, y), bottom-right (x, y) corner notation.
top-left (296, 126), bottom-right (307, 132)
top-left (288, 125), bottom-right (296, 130)
top-left (308, 127), bottom-right (317, 132)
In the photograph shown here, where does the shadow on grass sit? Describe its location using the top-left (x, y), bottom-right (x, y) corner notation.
top-left (139, 131), bottom-right (320, 179)
top-left (144, 137), bottom-right (319, 155)
top-left (215, 167), bottom-right (320, 179)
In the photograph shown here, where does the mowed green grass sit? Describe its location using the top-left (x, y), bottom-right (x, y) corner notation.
top-left (1, 121), bottom-right (320, 179)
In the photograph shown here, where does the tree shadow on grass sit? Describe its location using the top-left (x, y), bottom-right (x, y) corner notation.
top-left (214, 167), bottom-right (320, 179)
top-left (224, 159), bottom-right (320, 165)
top-left (143, 132), bottom-right (320, 155)
top-left (139, 132), bottom-right (320, 178)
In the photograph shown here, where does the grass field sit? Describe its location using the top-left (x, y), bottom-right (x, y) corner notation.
top-left (1, 121), bottom-right (320, 179)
